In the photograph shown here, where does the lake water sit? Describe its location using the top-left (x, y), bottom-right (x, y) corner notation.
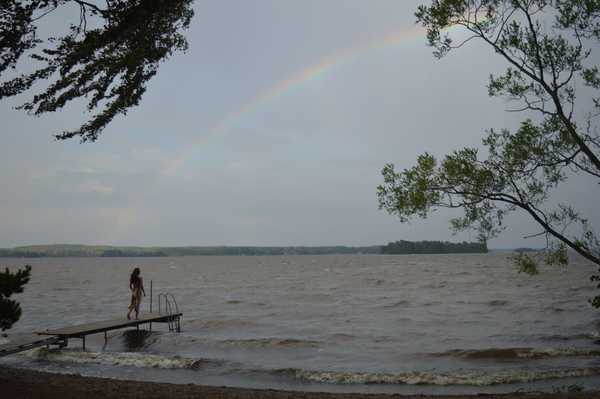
top-left (2, 253), bottom-right (600, 394)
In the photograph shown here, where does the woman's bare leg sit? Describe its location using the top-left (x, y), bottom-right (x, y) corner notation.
top-left (127, 298), bottom-right (135, 320)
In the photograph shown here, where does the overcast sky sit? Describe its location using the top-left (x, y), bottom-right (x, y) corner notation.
top-left (1, 0), bottom-right (598, 248)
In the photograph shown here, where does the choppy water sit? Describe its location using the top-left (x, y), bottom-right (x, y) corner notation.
top-left (2, 253), bottom-right (600, 394)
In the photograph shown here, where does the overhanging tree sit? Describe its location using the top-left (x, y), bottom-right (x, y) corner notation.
top-left (0, 0), bottom-right (194, 142)
top-left (0, 265), bottom-right (31, 331)
top-left (377, 0), bottom-right (600, 304)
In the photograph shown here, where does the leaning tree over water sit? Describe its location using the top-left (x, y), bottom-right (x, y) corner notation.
top-left (378, 1), bottom-right (600, 304)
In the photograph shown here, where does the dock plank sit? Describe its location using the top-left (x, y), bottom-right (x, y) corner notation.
top-left (37, 313), bottom-right (182, 337)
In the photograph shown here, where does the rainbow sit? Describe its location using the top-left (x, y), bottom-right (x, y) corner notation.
top-left (164, 24), bottom-right (428, 174)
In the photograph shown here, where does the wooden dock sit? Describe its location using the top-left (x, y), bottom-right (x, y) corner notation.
top-left (0, 312), bottom-right (182, 355)
top-left (0, 334), bottom-right (66, 357)
top-left (37, 312), bottom-right (182, 350)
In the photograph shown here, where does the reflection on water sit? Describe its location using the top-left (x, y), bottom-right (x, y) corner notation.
top-left (1, 253), bottom-right (600, 393)
top-left (121, 330), bottom-right (155, 351)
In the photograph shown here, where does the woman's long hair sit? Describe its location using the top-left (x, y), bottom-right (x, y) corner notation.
top-left (130, 267), bottom-right (141, 286)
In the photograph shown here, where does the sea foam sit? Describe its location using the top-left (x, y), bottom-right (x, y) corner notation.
top-left (24, 348), bottom-right (207, 369)
top-left (278, 367), bottom-right (600, 386)
top-left (19, 347), bottom-right (600, 386)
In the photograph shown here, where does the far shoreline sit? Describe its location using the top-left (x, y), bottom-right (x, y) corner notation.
top-left (0, 367), bottom-right (596, 399)
top-left (0, 241), bottom-right (490, 258)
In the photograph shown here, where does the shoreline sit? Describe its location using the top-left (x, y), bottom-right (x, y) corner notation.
top-left (0, 367), bottom-right (597, 399)
top-left (0, 242), bottom-right (491, 257)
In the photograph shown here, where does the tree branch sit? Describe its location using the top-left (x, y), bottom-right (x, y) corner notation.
top-left (71, 0), bottom-right (107, 15)
top-left (468, 16), bottom-right (600, 173)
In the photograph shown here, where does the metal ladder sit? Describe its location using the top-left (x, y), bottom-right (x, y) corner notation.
top-left (157, 292), bottom-right (181, 332)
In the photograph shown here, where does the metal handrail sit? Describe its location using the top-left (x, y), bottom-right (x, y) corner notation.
top-left (168, 293), bottom-right (179, 315)
top-left (158, 293), bottom-right (171, 330)
top-left (168, 293), bottom-right (180, 331)
top-left (157, 292), bottom-right (181, 332)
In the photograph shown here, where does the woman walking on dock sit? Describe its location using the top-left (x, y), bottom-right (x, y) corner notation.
top-left (127, 267), bottom-right (145, 320)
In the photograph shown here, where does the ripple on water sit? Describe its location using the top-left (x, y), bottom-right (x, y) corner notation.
top-left (382, 300), bottom-right (410, 309)
top-left (218, 338), bottom-right (320, 348)
top-left (183, 319), bottom-right (257, 330)
top-left (487, 300), bottom-right (509, 307)
top-left (431, 347), bottom-right (600, 360)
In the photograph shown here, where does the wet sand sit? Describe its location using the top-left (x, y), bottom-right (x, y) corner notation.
top-left (0, 367), bottom-right (596, 399)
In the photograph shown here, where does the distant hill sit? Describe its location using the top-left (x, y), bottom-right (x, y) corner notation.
top-left (0, 241), bottom-right (488, 257)
top-left (0, 244), bottom-right (166, 258)
top-left (0, 244), bottom-right (381, 257)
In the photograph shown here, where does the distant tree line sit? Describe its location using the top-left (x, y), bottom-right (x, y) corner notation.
top-left (0, 250), bottom-right (44, 258)
top-left (161, 246), bottom-right (382, 256)
top-left (0, 245), bottom-right (381, 257)
top-left (0, 242), bottom-right (489, 257)
top-left (381, 240), bottom-right (487, 254)
top-left (101, 249), bottom-right (168, 257)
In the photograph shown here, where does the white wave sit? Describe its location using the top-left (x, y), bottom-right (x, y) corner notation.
top-left (435, 347), bottom-right (600, 359)
top-left (285, 367), bottom-right (600, 386)
top-left (17, 347), bottom-right (600, 387)
top-left (23, 348), bottom-right (205, 369)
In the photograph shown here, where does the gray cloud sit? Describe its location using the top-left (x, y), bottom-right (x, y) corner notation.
top-left (1, 1), bottom-right (597, 248)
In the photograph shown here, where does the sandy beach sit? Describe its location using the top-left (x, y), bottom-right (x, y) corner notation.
top-left (0, 367), bottom-right (597, 399)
